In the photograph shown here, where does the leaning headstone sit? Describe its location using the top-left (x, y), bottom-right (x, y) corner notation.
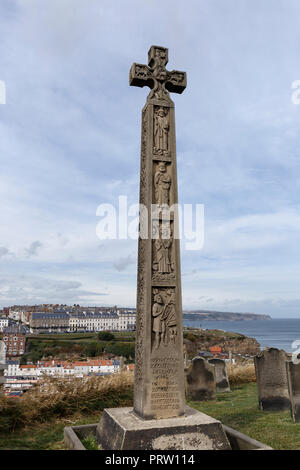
top-left (208, 358), bottom-right (231, 393)
top-left (96, 46), bottom-right (231, 450)
top-left (186, 357), bottom-right (216, 401)
top-left (286, 361), bottom-right (300, 423)
top-left (254, 348), bottom-right (291, 411)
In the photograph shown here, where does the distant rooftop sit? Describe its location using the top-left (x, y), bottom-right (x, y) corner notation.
top-left (31, 312), bottom-right (69, 319)
top-left (3, 324), bottom-right (27, 334)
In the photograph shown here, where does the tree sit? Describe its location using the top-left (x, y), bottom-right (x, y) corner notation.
top-left (20, 355), bottom-right (27, 365)
top-left (98, 331), bottom-right (115, 341)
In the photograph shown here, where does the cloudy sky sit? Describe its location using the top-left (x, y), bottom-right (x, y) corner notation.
top-left (1, 0), bottom-right (300, 317)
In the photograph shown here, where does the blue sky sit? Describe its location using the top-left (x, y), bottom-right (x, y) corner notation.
top-left (1, 0), bottom-right (300, 317)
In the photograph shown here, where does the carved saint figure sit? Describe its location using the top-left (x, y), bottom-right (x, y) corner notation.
top-left (152, 289), bottom-right (177, 350)
top-left (154, 107), bottom-right (169, 154)
top-left (155, 48), bottom-right (167, 68)
top-left (153, 225), bottom-right (173, 274)
top-left (152, 293), bottom-right (165, 351)
top-left (162, 289), bottom-right (177, 345)
top-left (154, 162), bottom-right (171, 206)
top-left (152, 49), bottom-right (168, 82)
top-left (155, 238), bottom-right (172, 273)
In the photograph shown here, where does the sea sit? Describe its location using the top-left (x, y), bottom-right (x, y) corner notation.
top-left (182, 318), bottom-right (300, 353)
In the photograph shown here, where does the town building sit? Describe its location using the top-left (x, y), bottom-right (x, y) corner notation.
top-left (69, 312), bottom-right (119, 332)
top-left (210, 346), bottom-right (222, 357)
top-left (117, 310), bottom-right (136, 331)
top-left (30, 312), bottom-right (69, 333)
top-left (0, 316), bottom-right (9, 332)
top-left (3, 359), bottom-right (121, 395)
top-left (6, 304), bottom-right (136, 334)
top-left (8, 309), bottom-right (23, 322)
top-left (2, 307), bottom-right (9, 317)
top-left (2, 324), bottom-right (26, 358)
top-left (69, 310), bottom-right (136, 332)
top-left (29, 310), bottom-right (136, 333)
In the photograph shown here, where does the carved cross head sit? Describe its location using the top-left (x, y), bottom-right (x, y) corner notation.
top-left (130, 46), bottom-right (187, 102)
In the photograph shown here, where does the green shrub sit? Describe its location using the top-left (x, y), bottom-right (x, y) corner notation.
top-left (82, 435), bottom-right (99, 450)
top-left (105, 342), bottom-right (135, 359)
top-left (85, 342), bottom-right (103, 357)
top-left (183, 332), bottom-right (197, 342)
top-left (98, 332), bottom-right (115, 341)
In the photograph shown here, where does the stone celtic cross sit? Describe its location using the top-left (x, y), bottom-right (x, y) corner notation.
top-left (97, 47), bottom-right (230, 450)
top-left (130, 45), bottom-right (186, 103)
top-left (130, 46), bottom-right (186, 420)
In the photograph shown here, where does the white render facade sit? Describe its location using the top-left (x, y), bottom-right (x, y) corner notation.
top-left (0, 317), bottom-right (9, 332)
top-left (69, 312), bottom-right (136, 332)
top-left (69, 314), bottom-right (119, 332)
top-left (118, 311), bottom-right (136, 331)
top-left (8, 310), bottom-right (23, 321)
top-left (4, 360), bottom-right (120, 378)
top-left (7, 306), bottom-right (136, 333)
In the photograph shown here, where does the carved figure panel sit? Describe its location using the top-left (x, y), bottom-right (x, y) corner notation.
top-left (152, 288), bottom-right (177, 351)
top-left (152, 222), bottom-right (175, 281)
top-left (154, 106), bottom-right (169, 156)
top-left (154, 161), bottom-right (172, 206)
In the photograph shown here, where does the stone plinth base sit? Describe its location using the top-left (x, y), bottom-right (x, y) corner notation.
top-left (96, 406), bottom-right (231, 450)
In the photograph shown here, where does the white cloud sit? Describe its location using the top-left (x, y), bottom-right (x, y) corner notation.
top-left (24, 241), bottom-right (43, 258)
top-left (113, 254), bottom-right (136, 272)
top-left (1, 1), bottom-right (300, 315)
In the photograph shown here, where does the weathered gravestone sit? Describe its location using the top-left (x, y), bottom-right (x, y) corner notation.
top-left (96, 46), bottom-right (230, 450)
top-left (254, 348), bottom-right (291, 411)
top-left (286, 361), bottom-right (300, 423)
top-left (208, 358), bottom-right (231, 393)
top-left (186, 357), bottom-right (217, 401)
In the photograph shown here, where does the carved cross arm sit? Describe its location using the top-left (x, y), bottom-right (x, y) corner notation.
top-left (129, 63), bottom-right (152, 88)
top-left (165, 70), bottom-right (187, 94)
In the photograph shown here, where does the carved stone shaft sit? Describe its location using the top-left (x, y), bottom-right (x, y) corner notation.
top-left (131, 46), bottom-right (186, 420)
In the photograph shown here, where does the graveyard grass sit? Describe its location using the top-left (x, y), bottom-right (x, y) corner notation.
top-left (1, 382), bottom-right (300, 450)
top-left (191, 383), bottom-right (300, 451)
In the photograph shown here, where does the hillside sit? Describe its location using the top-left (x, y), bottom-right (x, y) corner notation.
top-left (1, 375), bottom-right (300, 449)
top-left (183, 310), bottom-right (271, 321)
top-left (183, 328), bottom-right (260, 356)
top-left (20, 331), bottom-right (135, 364)
top-left (7, 327), bottom-right (260, 364)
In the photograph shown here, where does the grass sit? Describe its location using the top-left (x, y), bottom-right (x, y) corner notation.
top-left (227, 363), bottom-right (256, 385)
top-left (23, 333), bottom-right (136, 362)
top-left (189, 383), bottom-right (300, 450)
top-left (82, 435), bottom-right (99, 450)
top-left (28, 333), bottom-right (98, 341)
top-left (1, 377), bottom-right (300, 450)
top-left (0, 371), bottom-right (134, 433)
top-left (27, 331), bottom-right (135, 342)
top-left (183, 328), bottom-right (245, 340)
top-left (0, 414), bottom-right (101, 450)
